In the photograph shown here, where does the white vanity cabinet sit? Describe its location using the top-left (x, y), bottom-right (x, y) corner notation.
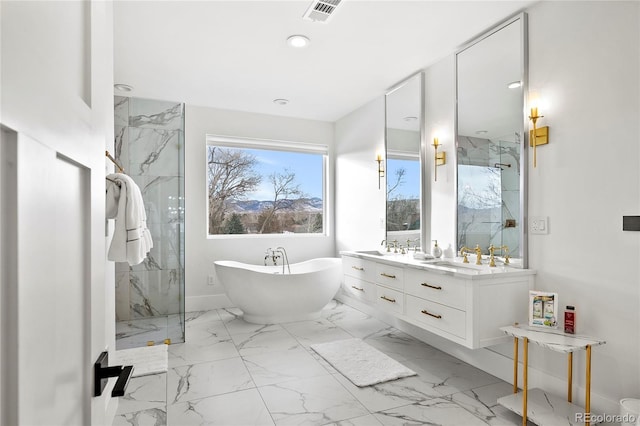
top-left (340, 252), bottom-right (535, 349)
top-left (342, 256), bottom-right (377, 303)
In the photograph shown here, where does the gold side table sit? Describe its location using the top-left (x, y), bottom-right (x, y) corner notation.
top-left (497, 325), bottom-right (606, 426)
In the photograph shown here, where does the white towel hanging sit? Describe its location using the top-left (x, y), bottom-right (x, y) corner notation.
top-left (106, 173), bottom-right (153, 265)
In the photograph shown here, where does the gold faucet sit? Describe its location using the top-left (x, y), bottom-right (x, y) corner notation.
top-left (497, 245), bottom-right (510, 265)
top-left (473, 244), bottom-right (483, 265)
top-left (488, 244), bottom-right (496, 267)
top-left (459, 246), bottom-right (472, 263)
top-left (502, 246), bottom-right (510, 265)
top-left (488, 244), bottom-right (510, 267)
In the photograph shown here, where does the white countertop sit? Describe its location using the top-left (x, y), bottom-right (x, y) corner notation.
top-left (500, 325), bottom-right (606, 353)
top-left (340, 250), bottom-right (536, 279)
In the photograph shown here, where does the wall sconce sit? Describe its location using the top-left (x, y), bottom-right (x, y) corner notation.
top-left (376, 153), bottom-right (385, 189)
top-left (529, 106), bottom-right (549, 168)
top-left (432, 137), bottom-right (446, 181)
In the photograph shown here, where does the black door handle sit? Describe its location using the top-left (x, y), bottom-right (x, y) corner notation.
top-left (94, 351), bottom-right (135, 397)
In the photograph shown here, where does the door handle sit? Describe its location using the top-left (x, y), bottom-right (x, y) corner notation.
top-left (94, 351), bottom-right (134, 397)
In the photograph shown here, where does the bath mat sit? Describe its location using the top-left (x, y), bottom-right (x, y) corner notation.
top-left (113, 344), bottom-right (168, 377)
top-left (311, 338), bottom-right (416, 387)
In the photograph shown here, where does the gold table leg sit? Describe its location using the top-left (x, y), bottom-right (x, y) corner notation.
top-left (522, 337), bottom-right (528, 426)
top-left (568, 352), bottom-right (573, 402)
top-left (513, 337), bottom-right (519, 393)
top-left (586, 345), bottom-right (592, 426)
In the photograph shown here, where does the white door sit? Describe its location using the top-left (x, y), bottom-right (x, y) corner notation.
top-left (3, 133), bottom-right (91, 425)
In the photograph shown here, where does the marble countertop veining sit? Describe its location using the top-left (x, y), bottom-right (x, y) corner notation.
top-left (340, 250), bottom-right (536, 280)
top-left (500, 325), bottom-right (606, 353)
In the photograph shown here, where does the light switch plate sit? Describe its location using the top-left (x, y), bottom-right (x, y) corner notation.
top-left (529, 216), bottom-right (549, 235)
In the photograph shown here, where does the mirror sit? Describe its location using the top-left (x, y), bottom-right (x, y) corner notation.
top-left (455, 14), bottom-right (527, 266)
top-left (385, 73), bottom-right (423, 250)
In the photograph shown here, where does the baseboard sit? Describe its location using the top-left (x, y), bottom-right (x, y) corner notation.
top-left (185, 294), bottom-right (232, 312)
top-left (336, 292), bottom-right (621, 418)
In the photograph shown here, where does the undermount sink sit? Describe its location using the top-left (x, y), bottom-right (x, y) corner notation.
top-left (422, 260), bottom-right (488, 271)
top-left (355, 250), bottom-right (387, 256)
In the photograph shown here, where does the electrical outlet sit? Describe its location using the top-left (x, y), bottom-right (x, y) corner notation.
top-left (208, 275), bottom-right (215, 286)
top-left (529, 216), bottom-right (549, 235)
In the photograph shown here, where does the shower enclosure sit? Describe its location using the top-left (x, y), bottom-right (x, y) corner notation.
top-left (113, 96), bottom-right (185, 349)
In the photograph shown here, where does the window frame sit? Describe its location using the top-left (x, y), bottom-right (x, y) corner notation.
top-left (205, 134), bottom-right (329, 238)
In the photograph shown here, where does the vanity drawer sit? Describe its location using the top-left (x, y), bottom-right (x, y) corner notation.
top-left (343, 275), bottom-right (376, 303)
top-left (406, 294), bottom-right (466, 339)
top-left (342, 256), bottom-right (375, 282)
top-left (404, 268), bottom-right (466, 310)
top-left (375, 263), bottom-right (404, 291)
top-left (376, 285), bottom-right (404, 315)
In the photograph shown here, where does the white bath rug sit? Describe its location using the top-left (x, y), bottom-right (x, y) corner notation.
top-left (112, 344), bottom-right (168, 377)
top-left (311, 338), bottom-right (416, 387)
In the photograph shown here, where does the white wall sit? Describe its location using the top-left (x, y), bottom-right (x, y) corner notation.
top-left (0, 0), bottom-right (116, 424)
top-left (184, 105), bottom-right (336, 311)
top-left (334, 0), bottom-right (640, 414)
top-left (524, 0), bottom-right (640, 408)
top-left (335, 97), bottom-right (387, 252)
top-left (425, 56), bottom-right (457, 252)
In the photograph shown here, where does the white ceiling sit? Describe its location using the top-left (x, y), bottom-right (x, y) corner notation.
top-left (114, 0), bottom-right (535, 123)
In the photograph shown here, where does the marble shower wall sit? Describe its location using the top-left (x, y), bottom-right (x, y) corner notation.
top-left (114, 96), bottom-right (185, 322)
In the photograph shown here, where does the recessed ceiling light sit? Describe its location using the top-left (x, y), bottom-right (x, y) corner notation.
top-left (273, 98), bottom-right (289, 105)
top-left (403, 116), bottom-right (418, 122)
top-left (286, 35), bottom-right (310, 48)
top-left (507, 81), bottom-right (522, 89)
top-left (114, 83), bottom-right (133, 92)
top-left (475, 130), bottom-right (489, 135)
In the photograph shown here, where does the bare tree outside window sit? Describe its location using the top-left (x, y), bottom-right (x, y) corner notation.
top-left (258, 169), bottom-right (305, 234)
top-left (207, 147), bottom-right (261, 234)
top-left (386, 160), bottom-right (420, 232)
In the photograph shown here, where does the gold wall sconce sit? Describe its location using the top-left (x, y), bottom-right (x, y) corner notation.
top-left (376, 153), bottom-right (385, 189)
top-left (432, 137), bottom-right (446, 181)
top-left (529, 106), bottom-right (549, 168)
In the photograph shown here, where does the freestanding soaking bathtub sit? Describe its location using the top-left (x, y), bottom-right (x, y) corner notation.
top-left (214, 257), bottom-right (342, 324)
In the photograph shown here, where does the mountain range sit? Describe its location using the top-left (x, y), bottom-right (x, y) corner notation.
top-left (226, 197), bottom-right (323, 213)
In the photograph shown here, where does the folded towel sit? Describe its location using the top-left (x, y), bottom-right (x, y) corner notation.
top-left (106, 173), bottom-right (153, 265)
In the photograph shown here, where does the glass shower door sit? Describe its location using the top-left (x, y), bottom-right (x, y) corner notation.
top-left (114, 96), bottom-right (185, 349)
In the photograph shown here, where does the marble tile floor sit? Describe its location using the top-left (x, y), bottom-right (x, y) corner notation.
top-left (117, 314), bottom-right (185, 350)
top-left (113, 300), bottom-right (532, 426)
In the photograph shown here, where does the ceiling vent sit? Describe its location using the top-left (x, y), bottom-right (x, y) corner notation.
top-left (302, 0), bottom-right (342, 23)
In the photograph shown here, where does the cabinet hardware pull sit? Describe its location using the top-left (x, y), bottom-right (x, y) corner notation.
top-left (351, 266), bottom-right (364, 271)
top-left (380, 296), bottom-right (396, 303)
top-left (421, 283), bottom-right (442, 290)
top-left (380, 273), bottom-right (396, 279)
top-left (351, 285), bottom-right (364, 292)
top-left (421, 309), bottom-right (442, 319)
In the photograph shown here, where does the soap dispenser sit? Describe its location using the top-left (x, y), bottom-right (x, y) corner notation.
top-left (443, 244), bottom-right (454, 259)
top-left (432, 240), bottom-right (442, 258)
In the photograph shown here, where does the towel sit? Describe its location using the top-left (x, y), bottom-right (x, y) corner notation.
top-left (106, 173), bottom-right (153, 265)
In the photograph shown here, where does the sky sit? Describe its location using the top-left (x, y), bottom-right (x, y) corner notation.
top-left (386, 158), bottom-right (420, 199)
top-left (244, 148), bottom-right (323, 200)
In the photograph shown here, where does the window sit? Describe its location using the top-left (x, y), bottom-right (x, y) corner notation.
top-left (207, 136), bottom-right (327, 236)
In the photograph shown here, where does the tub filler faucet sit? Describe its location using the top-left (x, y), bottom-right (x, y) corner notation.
top-left (264, 247), bottom-right (291, 274)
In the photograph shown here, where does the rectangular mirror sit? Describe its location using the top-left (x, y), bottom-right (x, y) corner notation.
top-left (385, 73), bottom-right (424, 250)
top-left (455, 13), bottom-right (527, 267)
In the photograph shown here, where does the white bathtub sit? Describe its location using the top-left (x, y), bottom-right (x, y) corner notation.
top-left (214, 257), bottom-right (342, 324)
